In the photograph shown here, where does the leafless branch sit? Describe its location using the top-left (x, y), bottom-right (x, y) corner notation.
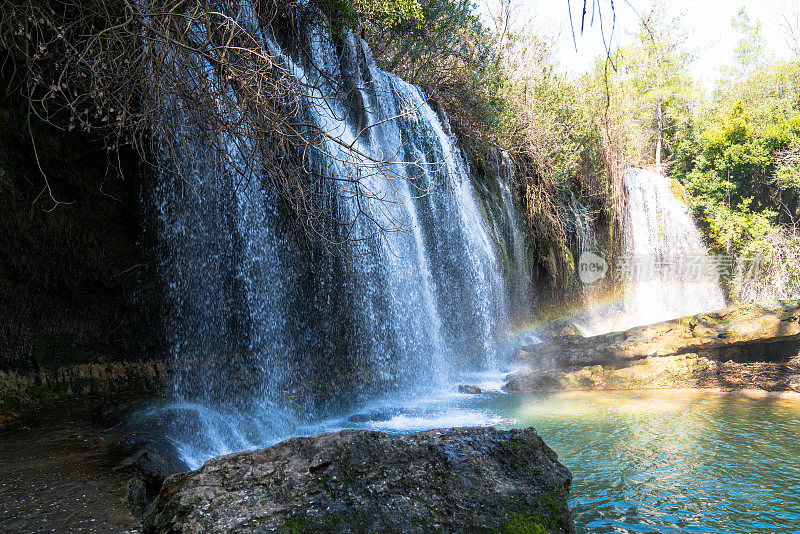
top-left (0, 0), bottom-right (441, 248)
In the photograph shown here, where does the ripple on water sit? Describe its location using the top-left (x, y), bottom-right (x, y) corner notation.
top-left (505, 390), bottom-right (800, 534)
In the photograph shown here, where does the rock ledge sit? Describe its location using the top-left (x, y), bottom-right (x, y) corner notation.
top-left (506, 301), bottom-right (800, 393)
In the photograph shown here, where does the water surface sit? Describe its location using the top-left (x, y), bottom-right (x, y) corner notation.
top-left (139, 383), bottom-right (800, 533)
top-left (333, 386), bottom-right (800, 534)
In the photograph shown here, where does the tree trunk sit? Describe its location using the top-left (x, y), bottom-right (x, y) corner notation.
top-left (655, 98), bottom-right (663, 171)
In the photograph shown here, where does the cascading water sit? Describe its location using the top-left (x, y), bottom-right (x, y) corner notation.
top-left (575, 168), bottom-right (726, 334)
top-left (142, 15), bottom-right (511, 467)
top-left (620, 167), bottom-right (726, 327)
top-left (292, 29), bottom-right (508, 381)
top-left (569, 191), bottom-right (597, 257)
top-left (495, 151), bottom-right (532, 317)
top-left (568, 192), bottom-right (607, 335)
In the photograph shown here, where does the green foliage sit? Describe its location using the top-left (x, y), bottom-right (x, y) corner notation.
top-left (682, 94), bottom-right (800, 253)
top-left (316, 0), bottom-right (423, 34)
top-left (778, 159), bottom-right (800, 194)
top-left (689, 194), bottom-right (775, 255)
top-left (691, 103), bottom-right (774, 202)
top-left (503, 513), bottom-right (546, 534)
top-left (721, 7), bottom-right (767, 81)
top-left (359, 0), bottom-right (423, 25)
top-left (598, 2), bottom-right (695, 167)
top-left (672, 59), bottom-right (800, 301)
top-left (574, 0), bottom-right (697, 179)
top-left (364, 0), bottom-right (504, 149)
top-left (709, 62), bottom-right (800, 133)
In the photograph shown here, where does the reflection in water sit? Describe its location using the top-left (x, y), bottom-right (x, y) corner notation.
top-left (329, 388), bottom-right (800, 533)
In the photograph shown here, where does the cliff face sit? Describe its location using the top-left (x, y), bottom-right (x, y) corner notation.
top-left (0, 99), bottom-right (164, 410)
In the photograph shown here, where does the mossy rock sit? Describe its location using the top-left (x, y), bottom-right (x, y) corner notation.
top-left (144, 428), bottom-right (574, 533)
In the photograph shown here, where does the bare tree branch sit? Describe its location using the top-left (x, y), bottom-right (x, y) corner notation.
top-left (0, 0), bottom-right (441, 248)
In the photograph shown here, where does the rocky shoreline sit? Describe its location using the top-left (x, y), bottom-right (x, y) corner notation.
top-left (506, 301), bottom-right (800, 394)
top-left (0, 400), bottom-right (144, 532)
top-left (2, 400), bottom-right (576, 533)
top-left (6, 302), bottom-right (800, 533)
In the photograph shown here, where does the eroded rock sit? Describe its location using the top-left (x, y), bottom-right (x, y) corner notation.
top-left (144, 427), bottom-right (574, 533)
top-left (507, 302), bottom-right (800, 393)
top-left (504, 356), bottom-right (717, 393)
top-left (515, 302), bottom-right (800, 371)
top-left (115, 431), bottom-right (188, 515)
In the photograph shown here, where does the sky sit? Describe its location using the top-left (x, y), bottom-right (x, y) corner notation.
top-left (511, 0), bottom-right (799, 87)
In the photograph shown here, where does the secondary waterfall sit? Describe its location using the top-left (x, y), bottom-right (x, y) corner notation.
top-left (570, 192), bottom-right (596, 257)
top-left (489, 150), bottom-right (532, 319)
top-left (569, 193), bottom-right (606, 334)
top-left (621, 167), bottom-right (726, 327)
top-left (575, 168), bottom-right (726, 334)
top-left (145, 17), bottom-right (510, 466)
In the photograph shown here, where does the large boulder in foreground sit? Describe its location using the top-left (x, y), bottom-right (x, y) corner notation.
top-left (144, 427), bottom-right (573, 533)
top-left (507, 301), bottom-right (800, 393)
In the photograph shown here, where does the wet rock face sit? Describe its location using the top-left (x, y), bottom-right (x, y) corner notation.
top-left (504, 356), bottom-right (716, 393)
top-left (1, 361), bottom-right (168, 413)
top-left (115, 431), bottom-right (189, 515)
top-left (458, 384), bottom-right (482, 394)
top-left (144, 427), bottom-right (574, 533)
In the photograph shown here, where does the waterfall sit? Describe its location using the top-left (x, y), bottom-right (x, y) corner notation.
top-left (144, 17), bottom-right (510, 466)
top-left (290, 31), bottom-right (508, 380)
top-left (575, 168), bottom-right (726, 335)
top-left (490, 150), bottom-right (532, 319)
top-left (621, 167), bottom-right (726, 326)
top-left (569, 191), bottom-right (597, 256)
top-left (568, 192), bottom-right (606, 334)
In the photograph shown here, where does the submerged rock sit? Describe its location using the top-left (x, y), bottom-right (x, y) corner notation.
top-left (554, 322), bottom-right (583, 338)
top-left (144, 427), bottom-right (574, 533)
top-left (346, 411), bottom-right (391, 423)
top-left (534, 320), bottom-right (584, 342)
top-left (458, 384), bottom-right (482, 394)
